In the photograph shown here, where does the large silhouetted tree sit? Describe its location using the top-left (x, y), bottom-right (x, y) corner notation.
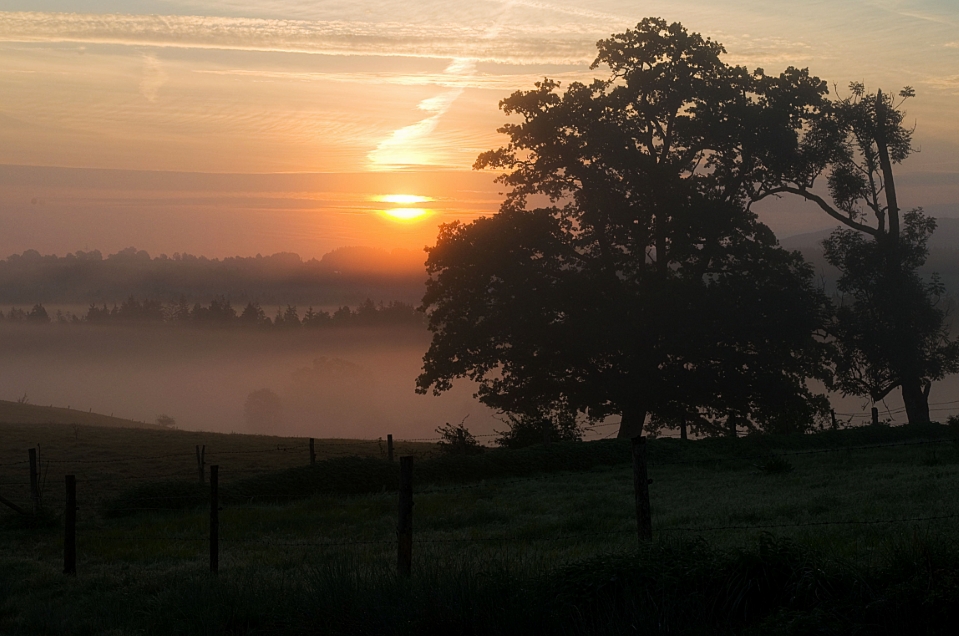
top-left (757, 84), bottom-right (959, 422)
top-left (416, 19), bottom-right (833, 438)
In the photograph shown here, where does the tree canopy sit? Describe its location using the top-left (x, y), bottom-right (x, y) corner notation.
top-left (416, 18), bottom-right (833, 438)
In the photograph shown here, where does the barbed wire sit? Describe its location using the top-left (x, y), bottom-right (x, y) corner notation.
top-left (0, 459), bottom-right (31, 468)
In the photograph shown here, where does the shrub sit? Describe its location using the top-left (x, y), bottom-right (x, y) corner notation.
top-left (496, 409), bottom-right (584, 449)
top-left (436, 422), bottom-right (484, 455)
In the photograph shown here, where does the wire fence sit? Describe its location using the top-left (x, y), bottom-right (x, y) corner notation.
top-left (3, 429), bottom-right (958, 578)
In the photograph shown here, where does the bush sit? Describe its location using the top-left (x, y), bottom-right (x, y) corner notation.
top-left (436, 422), bottom-right (484, 455)
top-left (496, 409), bottom-right (584, 449)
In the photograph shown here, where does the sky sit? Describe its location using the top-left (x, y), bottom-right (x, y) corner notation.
top-left (1, 0), bottom-right (958, 258)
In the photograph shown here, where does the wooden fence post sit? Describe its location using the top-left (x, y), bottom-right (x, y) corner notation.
top-left (196, 445), bottom-right (206, 484)
top-left (680, 415), bottom-right (688, 441)
top-left (28, 448), bottom-right (40, 515)
top-left (871, 407), bottom-right (879, 426)
top-left (64, 475), bottom-right (76, 575)
top-left (387, 434), bottom-right (394, 462)
top-left (831, 409), bottom-right (838, 430)
top-left (309, 438), bottom-right (316, 466)
top-left (397, 456), bottom-right (413, 577)
top-left (210, 465), bottom-right (219, 574)
top-left (631, 436), bottom-right (652, 543)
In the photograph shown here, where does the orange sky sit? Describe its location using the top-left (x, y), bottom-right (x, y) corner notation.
top-left (1, 1), bottom-right (958, 258)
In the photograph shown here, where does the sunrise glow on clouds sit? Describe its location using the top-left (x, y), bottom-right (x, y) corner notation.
top-left (0, 1), bottom-right (957, 256)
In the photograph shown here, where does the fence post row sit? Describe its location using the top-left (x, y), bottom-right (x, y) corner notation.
top-left (631, 436), bottom-right (652, 543)
top-left (210, 465), bottom-right (219, 574)
top-left (64, 475), bottom-right (76, 576)
top-left (196, 445), bottom-right (206, 484)
top-left (397, 456), bottom-right (413, 577)
top-left (387, 434), bottom-right (394, 462)
top-left (28, 448), bottom-right (40, 515)
top-left (309, 438), bottom-right (316, 465)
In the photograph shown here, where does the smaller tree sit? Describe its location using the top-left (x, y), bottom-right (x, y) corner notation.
top-left (758, 84), bottom-right (959, 422)
top-left (282, 305), bottom-right (301, 328)
top-left (155, 414), bottom-right (176, 428)
top-left (27, 303), bottom-right (50, 324)
top-left (239, 301), bottom-right (269, 327)
top-left (823, 212), bottom-right (959, 417)
top-left (244, 389), bottom-right (283, 433)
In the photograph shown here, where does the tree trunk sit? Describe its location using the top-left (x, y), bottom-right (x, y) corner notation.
top-left (901, 376), bottom-right (931, 423)
top-left (727, 416), bottom-right (738, 438)
top-left (874, 91), bottom-right (900, 241)
top-left (617, 404), bottom-right (647, 439)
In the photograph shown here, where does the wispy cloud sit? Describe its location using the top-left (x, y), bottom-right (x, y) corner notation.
top-left (367, 59), bottom-right (475, 168)
top-left (139, 54), bottom-right (168, 102)
top-left (487, 0), bottom-right (628, 22)
top-left (0, 11), bottom-right (601, 65)
top-left (192, 67), bottom-right (592, 90)
top-left (924, 73), bottom-right (959, 94)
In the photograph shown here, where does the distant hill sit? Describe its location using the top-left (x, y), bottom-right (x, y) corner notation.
top-left (779, 213), bottom-right (959, 295)
top-left (0, 400), bottom-right (163, 429)
top-left (779, 212), bottom-right (959, 251)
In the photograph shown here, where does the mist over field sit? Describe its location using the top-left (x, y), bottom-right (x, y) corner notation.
top-left (0, 323), bottom-right (503, 440)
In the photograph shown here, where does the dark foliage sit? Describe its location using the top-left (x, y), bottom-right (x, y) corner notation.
top-left (418, 18), bottom-right (833, 438)
top-left (495, 408), bottom-right (584, 449)
top-left (0, 297), bottom-right (424, 330)
top-left (824, 212), bottom-right (959, 417)
top-left (435, 422), bottom-right (485, 456)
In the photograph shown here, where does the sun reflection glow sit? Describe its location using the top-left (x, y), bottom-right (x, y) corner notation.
top-left (382, 207), bottom-right (430, 221)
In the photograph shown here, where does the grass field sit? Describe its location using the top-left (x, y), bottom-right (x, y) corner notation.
top-left (2, 421), bottom-right (959, 634)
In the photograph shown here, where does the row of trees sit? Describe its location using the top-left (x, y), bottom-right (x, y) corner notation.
top-left (0, 246), bottom-right (424, 305)
top-left (0, 298), bottom-right (423, 329)
top-left (416, 18), bottom-right (958, 437)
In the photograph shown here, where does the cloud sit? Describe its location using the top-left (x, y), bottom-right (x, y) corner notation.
top-left (139, 54), bottom-right (168, 102)
top-left (946, 42), bottom-right (959, 48)
top-left (0, 11), bottom-right (601, 66)
top-left (191, 67), bottom-right (592, 90)
top-left (487, 0), bottom-right (628, 22)
top-left (367, 59), bottom-right (475, 168)
top-left (924, 74), bottom-right (959, 93)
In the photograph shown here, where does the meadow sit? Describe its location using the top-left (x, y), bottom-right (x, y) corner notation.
top-left (1, 417), bottom-right (958, 634)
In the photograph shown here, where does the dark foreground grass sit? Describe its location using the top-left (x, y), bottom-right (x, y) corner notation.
top-left (1, 533), bottom-right (957, 635)
top-left (4, 423), bottom-right (959, 634)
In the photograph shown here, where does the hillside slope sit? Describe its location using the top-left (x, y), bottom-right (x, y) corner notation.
top-left (0, 400), bottom-right (162, 429)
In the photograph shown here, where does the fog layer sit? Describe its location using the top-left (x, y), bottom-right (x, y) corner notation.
top-left (0, 324), bottom-right (502, 440)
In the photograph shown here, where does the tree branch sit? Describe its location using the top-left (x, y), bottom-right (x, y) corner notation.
top-left (757, 187), bottom-right (879, 236)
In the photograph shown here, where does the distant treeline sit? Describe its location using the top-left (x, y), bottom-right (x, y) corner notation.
top-left (0, 246), bottom-right (426, 306)
top-left (0, 297), bottom-right (424, 329)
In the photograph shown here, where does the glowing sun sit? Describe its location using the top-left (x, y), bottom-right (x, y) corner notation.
top-left (373, 194), bottom-right (434, 222)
